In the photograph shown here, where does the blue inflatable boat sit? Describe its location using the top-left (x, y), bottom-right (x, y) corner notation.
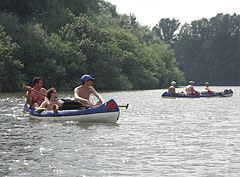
top-left (24, 99), bottom-right (120, 123)
top-left (162, 89), bottom-right (233, 98)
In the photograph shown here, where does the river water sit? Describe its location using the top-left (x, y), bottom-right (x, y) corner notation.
top-left (0, 86), bottom-right (240, 177)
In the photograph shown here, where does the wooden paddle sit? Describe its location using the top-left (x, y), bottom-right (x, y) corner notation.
top-left (119, 104), bottom-right (129, 109)
top-left (22, 84), bottom-right (47, 97)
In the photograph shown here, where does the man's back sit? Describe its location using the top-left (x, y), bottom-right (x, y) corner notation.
top-left (168, 86), bottom-right (176, 94)
top-left (186, 85), bottom-right (194, 94)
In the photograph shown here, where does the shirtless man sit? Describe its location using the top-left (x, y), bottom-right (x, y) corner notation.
top-left (185, 81), bottom-right (200, 95)
top-left (36, 87), bottom-right (63, 113)
top-left (74, 74), bottom-right (105, 107)
top-left (26, 77), bottom-right (47, 109)
top-left (168, 81), bottom-right (178, 94)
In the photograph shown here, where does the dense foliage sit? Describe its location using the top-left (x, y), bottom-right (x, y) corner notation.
top-left (0, 0), bottom-right (239, 92)
top-left (0, 0), bottom-right (185, 92)
top-left (173, 13), bottom-right (240, 86)
top-left (153, 18), bottom-right (180, 46)
top-left (0, 25), bottom-right (24, 91)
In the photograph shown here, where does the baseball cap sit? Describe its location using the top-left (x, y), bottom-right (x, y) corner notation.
top-left (171, 81), bottom-right (176, 85)
top-left (81, 74), bottom-right (94, 81)
top-left (189, 81), bottom-right (195, 84)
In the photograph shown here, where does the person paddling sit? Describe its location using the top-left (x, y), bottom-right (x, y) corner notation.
top-left (74, 74), bottom-right (105, 107)
top-left (25, 77), bottom-right (47, 109)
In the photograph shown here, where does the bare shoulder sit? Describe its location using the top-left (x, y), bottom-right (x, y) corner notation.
top-left (89, 86), bottom-right (94, 90)
top-left (41, 88), bottom-right (47, 93)
top-left (74, 86), bottom-right (81, 92)
top-left (89, 86), bottom-right (96, 92)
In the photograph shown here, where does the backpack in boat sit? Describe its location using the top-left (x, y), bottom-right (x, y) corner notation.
top-left (58, 99), bottom-right (85, 110)
top-left (223, 89), bottom-right (233, 95)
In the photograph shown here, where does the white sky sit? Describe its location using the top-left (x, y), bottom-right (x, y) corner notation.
top-left (106, 0), bottom-right (240, 27)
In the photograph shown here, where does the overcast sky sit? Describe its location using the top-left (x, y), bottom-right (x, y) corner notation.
top-left (106, 0), bottom-right (240, 27)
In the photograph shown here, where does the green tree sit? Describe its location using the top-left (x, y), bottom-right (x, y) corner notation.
top-left (16, 23), bottom-right (49, 85)
top-left (174, 13), bottom-right (240, 85)
top-left (152, 18), bottom-right (180, 45)
top-left (0, 25), bottom-right (24, 91)
top-left (99, 1), bottom-right (118, 18)
top-left (44, 33), bottom-right (87, 90)
top-left (0, 0), bottom-right (186, 92)
top-left (34, 6), bottom-right (76, 34)
top-left (0, 12), bottom-right (22, 41)
top-left (61, 15), bottom-right (133, 90)
top-left (0, 0), bottom-right (49, 16)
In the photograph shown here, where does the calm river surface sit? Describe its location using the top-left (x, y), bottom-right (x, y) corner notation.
top-left (0, 86), bottom-right (240, 177)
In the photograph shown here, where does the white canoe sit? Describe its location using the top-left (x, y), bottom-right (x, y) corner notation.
top-left (24, 99), bottom-right (120, 123)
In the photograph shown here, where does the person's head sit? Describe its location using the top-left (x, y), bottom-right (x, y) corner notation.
top-left (171, 81), bottom-right (176, 86)
top-left (205, 82), bottom-right (209, 86)
top-left (33, 77), bottom-right (43, 88)
top-left (47, 87), bottom-right (57, 100)
top-left (81, 74), bottom-right (94, 85)
top-left (189, 81), bottom-right (195, 85)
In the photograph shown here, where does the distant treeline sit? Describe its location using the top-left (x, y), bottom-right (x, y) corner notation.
top-left (173, 13), bottom-right (240, 86)
top-left (0, 0), bottom-right (239, 92)
top-left (153, 13), bottom-right (240, 86)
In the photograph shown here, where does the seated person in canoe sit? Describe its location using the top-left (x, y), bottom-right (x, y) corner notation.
top-left (25, 77), bottom-right (47, 109)
top-left (36, 87), bottom-right (63, 113)
top-left (185, 81), bottom-right (200, 95)
top-left (74, 74), bottom-right (105, 107)
top-left (168, 81), bottom-right (184, 95)
top-left (204, 82), bottom-right (215, 94)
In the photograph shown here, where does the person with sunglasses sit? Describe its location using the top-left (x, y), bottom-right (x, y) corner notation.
top-left (36, 87), bottom-right (63, 113)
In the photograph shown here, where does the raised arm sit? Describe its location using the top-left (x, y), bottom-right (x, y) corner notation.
top-left (26, 86), bottom-right (33, 105)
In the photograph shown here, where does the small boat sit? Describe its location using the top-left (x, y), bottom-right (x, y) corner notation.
top-left (23, 99), bottom-right (120, 123)
top-left (162, 92), bottom-right (200, 98)
top-left (162, 89), bottom-right (233, 98)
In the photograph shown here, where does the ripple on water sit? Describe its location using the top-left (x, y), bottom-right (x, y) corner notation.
top-left (0, 88), bottom-right (240, 176)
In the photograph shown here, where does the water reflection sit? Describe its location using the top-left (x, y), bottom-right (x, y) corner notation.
top-left (0, 87), bottom-right (240, 176)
